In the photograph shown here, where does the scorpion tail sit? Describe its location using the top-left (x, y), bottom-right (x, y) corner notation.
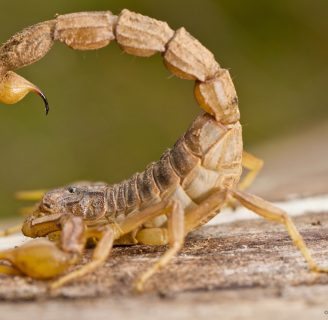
top-left (194, 69), bottom-right (240, 125)
top-left (0, 71), bottom-right (49, 114)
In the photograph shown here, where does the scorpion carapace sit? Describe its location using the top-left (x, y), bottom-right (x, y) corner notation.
top-left (0, 9), bottom-right (327, 292)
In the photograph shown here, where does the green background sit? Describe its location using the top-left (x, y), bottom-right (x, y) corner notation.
top-left (0, 0), bottom-right (327, 217)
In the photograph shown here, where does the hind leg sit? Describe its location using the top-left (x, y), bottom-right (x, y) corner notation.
top-left (238, 151), bottom-right (263, 191)
top-left (184, 189), bottom-right (227, 233)
top-left (226, 151), bottom-right (263, 210)
top-left (230, 189), bottom-right (328, 273)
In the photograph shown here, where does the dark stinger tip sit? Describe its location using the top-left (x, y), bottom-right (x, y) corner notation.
top-left (38, 91), bottom-right (49, 115)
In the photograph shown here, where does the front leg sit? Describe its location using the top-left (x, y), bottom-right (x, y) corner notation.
top-left (50, 224), bottom-right (115, 290)
top-left (51, 199), bottom-right (174, 289)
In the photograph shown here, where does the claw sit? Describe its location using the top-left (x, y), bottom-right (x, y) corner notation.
top-left (0, 71), bottom-right (49, 115)
top-left (0, 239), bottom-right (78, 279)
top-left (0, 264), bottom-right (22, 276)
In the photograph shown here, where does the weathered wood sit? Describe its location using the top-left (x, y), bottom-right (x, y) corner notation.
top-left (0, 211), bottom-right (327, 301)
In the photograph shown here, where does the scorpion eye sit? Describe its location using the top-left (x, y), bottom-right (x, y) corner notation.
top-left (68, 187), bottom-right (77, 194)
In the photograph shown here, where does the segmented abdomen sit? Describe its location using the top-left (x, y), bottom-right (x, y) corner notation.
top-left (105, 113), bottom-right (242, 217)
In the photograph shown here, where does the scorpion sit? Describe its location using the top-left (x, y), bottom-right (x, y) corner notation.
top-left (0, 9), bottom-right (327, 292)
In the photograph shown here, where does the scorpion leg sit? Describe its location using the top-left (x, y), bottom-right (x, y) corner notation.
top-left (230, 189), bottom-right (328, 273)
top-left (132, 190), bottom-right (226, 291)
top-left (15, 189), bottom-right (48, 201)
top-left (50, 225), bottom-right (114, 290)
top-left (134, 190), bottom-right (228, 291)
top-left (52, 200), bottom-right (172, 289)
top-left (226, 151), bottom-right (263, 210)
top-left (239, 151), bottom-right (264, 191)
top-left (184, 190), bottom-right (227, 233)
top-left (134, 202), bottom-right (184, 292)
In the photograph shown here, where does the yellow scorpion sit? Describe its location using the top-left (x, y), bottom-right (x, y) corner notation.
top-left (0, 9), bottom-right (327, 292)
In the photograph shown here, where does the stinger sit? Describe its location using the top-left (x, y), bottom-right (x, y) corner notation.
top-left (0, 71), bottom-right (49, 115)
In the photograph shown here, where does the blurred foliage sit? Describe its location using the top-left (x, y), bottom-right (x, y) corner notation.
top-left (0, 0), bottom-right (327, 217)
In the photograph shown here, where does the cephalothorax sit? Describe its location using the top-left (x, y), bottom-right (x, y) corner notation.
top-left (0, 9), bottom-right (327, 292)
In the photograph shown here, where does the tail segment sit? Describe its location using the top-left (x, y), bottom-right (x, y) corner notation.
top-left (0, 9), bottom-right (240, 122)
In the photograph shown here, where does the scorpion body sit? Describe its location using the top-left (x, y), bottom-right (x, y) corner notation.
top-left (106, 114), bottom-right (242, 225)
top-left (0, 9), bottom-right (327, 292)
top-left (39, 114), bottom-right (242, 244)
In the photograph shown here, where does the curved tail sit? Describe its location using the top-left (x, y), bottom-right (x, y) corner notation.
top-left (0, 9), bottom-right (239, 123)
